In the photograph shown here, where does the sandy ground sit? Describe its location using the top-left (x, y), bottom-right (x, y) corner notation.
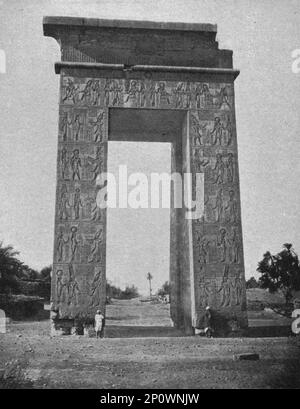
top-left (0, 299), bottom-right (299, 389)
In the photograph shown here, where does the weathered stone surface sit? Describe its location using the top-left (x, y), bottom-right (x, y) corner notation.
top-left (44, 17), bottom-right (248, 334)
top-left (233, 353), bottom-right (260, 361)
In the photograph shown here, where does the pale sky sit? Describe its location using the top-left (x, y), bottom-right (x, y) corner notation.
top-left (0, 0), bottom-right (300, 294)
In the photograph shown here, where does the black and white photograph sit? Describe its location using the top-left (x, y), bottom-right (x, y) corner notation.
top-left (0, 0), bottom-right (300, 391)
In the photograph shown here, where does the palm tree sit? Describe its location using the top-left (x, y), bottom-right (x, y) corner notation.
top-left (147, 272), bottom-right (153, 298)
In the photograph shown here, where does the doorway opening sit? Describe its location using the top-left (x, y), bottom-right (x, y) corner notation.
top-left (105, 141), bottom-right (181, 337)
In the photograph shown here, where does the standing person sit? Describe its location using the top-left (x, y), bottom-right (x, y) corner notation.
top-left (203, 306), bottom-right (213, 337)
top-left (94, 310), bottom-right (104, 339)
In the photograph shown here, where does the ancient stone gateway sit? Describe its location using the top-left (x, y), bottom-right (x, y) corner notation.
top-left (43, 17), bottom-right (248, 335)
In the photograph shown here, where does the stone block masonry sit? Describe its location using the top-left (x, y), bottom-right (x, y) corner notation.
top-left (43, 16), bottom-right (247, 335)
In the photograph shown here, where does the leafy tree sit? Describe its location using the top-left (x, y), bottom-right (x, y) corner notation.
top-left (0, 242), bottom-right (24, 294)
top-left (106, 282), bottom-right (139, 300)
top-left (147, 272), bottom-right (153, 298)
top-left (257, 243), bottom-right (300, 304)
top-left (121, 285), bottom-right (139, 299)
top-left (246, 276), bottom-right (260, 289)
top-left (38, 265), bottom-right (52, 300)
top-left (22, 265), bottom-right (40, 281)
top-left (106, 281), bottom-right (122, 300)
top-left (40, 265), bottom-right (52, 282)
top-left (157, 281), bottom-right (170, 296)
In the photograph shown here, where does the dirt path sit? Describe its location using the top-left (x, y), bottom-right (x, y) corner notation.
top-left (0, 320), bottom-right (299, 389)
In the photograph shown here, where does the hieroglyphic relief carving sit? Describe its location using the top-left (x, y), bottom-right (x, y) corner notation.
top-left (223, 116), bottom-right (233, 146)
top-left (210, 117), bottom-right (224, 146)
top-left (217, 265), bottom-right (243, 308)
top-left (56, 230), bottom-right (68, 262)
top-left (173, 82), bottom-right (192, 108)
top-left (209, 116), bottom-right (234, 146)
top-left (67, 264), bottom-right (80, 305)
top-left (226, 153), bottom-right (234, 183)
top-left (232, 272), bottom-right (244, 306)
top-left (73, 188), bottom-right (83, 220)
top-left (85, 194), bottom-right (103, 222)
top-left (217, 265), bottom-right (232, 307)
top-left (60, 148), bottom-right (69, 180)
top-left (56, 264), bottom-right (80, 306)
top-left (198, 277), bottom-right (213, 308)
top-left (86, 146), bottom-right (104, 181)
top-left (204, 188), bottom-right (239, 224)
top-left (225, 190), bottom-right (238, 223)
top-left (89, 111), bottom-right (104, 142)
top-left (80, 79), bottom-right (101, 105)
top-left (217, 86), bottom-right (232, 110)
top-left (58, 184), bottom-right (70, 220)
top-left (104, 79), bottom-right (123, 106)
top-left (70, 149), bottom-right (82, 181)
top-left (195, 231), bottom-right (210, 264)
top-left (62, 78), bottom-right (79, 104)
top-left (56, 74), bottom-right (244, 324)
top-left (87, 228), bottom-right (104, 263)
top-left (69, 226), bottom-right (80, 262)
top-left (124, 80), bottom-right (146, 107)
top-left (60, 78), bottom-right (233, 111)
top-left (191, 114), bottom-right (208, 146)
top-left (73, 113), bottom-right (85, 141)
top-left (193, 84), bottom-right (232, 110)
top-left (195, 83), bottom-right (213, 108)
top-left (213, 188), bottom-right (224, 223)
top-left (203, 153), bottom-right (234, 185)
top-left (89, 268), bottom-right (103, 308)
top-left (217, 228), bottom-right (229, 263)
top-left (213, 153), bottom-right (226, 185)
top-left (229, 227), bottom-right (240, 264)
top-left (56, 269), bottom-right (66, 303)
top-left (60, 112), bottom-right (72, 141)
top-left (155, 82), bottom-right (171, 107)
top-left (150, 81), bottom-right (171, 108)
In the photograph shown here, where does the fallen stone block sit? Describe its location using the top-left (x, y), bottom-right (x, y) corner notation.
top-left (233, 353), bottom-right (260, 361)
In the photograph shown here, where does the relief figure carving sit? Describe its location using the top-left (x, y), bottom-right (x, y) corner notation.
top-left (73, 113), bottom-right (84, 141)
top-left (70, 149), bottom-right (82, 181)
top-left (229, 227), bottom-right (240, 264)
top-left (56, 230), bottom-right (68, 262)
top-left (213, 154), bottom-right (226, 185)
top-left (217, 265), bottom-right (232, 307)
top-left (60, 148), bottom-right (69, 180)
top-left (90, 111), bottom-right (104, 143)
top-left (60, 112), bottom-right (72, 141)
top-left (191, 114), bottom-right (207, 146)
top-left (73, 188), bottom-right (83, 220)
top-left (87, 228), bottom-right (104, 263)
top-left (69, 226), bottom-right (80, 262)
top-left (217, 228), bottom-right (229, 263)
top-left (213, 188), bottom-right (224, 223)
top-left (86, 146), bottom-right (104, 182)
top-left (225, 190), bottom-right (238, 223)
top-left (89, 268), bottom-right (103, 308)
top-left (226, 153), bottom-right (234, 183)
top-left (58, 184), bottom-right (70, 221)
top-left (62, 79), bottom-right (79, 104)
